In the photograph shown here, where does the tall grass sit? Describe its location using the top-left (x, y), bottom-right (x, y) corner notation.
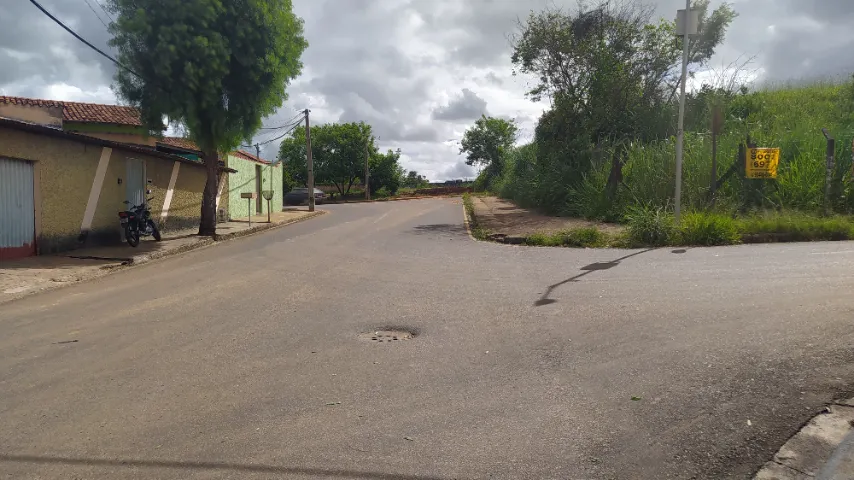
top-left (498, 80), bottom-right (854, 218)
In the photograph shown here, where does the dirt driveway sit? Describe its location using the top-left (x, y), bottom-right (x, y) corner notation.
top-left (470, 195), bottom-right (623, 237)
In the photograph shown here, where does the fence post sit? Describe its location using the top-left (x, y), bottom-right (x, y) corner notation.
top-left (710, 105), bottom-right (723, 207)
top-left (822, 128), bottom-right (835, 216)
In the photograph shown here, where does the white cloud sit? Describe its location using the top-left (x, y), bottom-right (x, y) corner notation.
top-left (4, 0), bottom-right (854, 180)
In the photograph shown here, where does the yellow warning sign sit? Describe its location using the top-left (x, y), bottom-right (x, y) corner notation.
top-left (746, 147), bottom-right (780, 179)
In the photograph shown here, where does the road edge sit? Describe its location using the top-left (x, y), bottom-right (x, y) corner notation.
top-left (461, 196), bottom-right (477, 241)
top-left (755, 398), bottom-right (854, 479)
top-left (0, 210), bottom-right (327, 305)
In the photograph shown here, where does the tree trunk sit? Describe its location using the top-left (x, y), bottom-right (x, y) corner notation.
top-left (199, 146), bottom-right (219, 236)
top-left (605, 146), bottom-right (625, 200)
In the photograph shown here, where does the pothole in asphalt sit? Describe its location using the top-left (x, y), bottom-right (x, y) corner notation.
top-left (360, 327), bottom-right (418, 343)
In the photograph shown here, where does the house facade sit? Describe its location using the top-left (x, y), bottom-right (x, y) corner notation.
top-left (0, 118), bottom-right (213, 260)
top-left (226, 150), bottom-right (283, 220)
top-left (0, 95), bottom-right (283, 260)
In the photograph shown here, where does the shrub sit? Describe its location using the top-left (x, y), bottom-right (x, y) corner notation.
top-left (524, 227), bottom-right (608, 248)
top-left (564, 227), bottom-right (607, 247)
top-left (678, 212), bottom-right (740, 245)
top-left (624, 205), bottom-right (675, 246)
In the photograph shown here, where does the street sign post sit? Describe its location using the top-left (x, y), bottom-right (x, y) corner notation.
top-left (241, 192), bottom-right (257, 226)
top-left (261, 190), bottom-right (274, 223)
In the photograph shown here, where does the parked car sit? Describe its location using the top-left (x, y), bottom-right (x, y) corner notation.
top-left (284, 187), bottom-right (326, 206)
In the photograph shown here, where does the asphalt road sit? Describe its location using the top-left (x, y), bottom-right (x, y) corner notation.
top-left (3, 198), bottom-right (854, 479)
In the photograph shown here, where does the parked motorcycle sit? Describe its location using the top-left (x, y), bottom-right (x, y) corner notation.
top-left (118, 193), bottom-right (161, 247)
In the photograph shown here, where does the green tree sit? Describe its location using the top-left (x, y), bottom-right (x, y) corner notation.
top-left (279, 122), bottom-right (376, 196)
top-left (107, 0), bottom-right (308, 235)
top-left (460, 115), bottom-right (518, 186)
top-left (403, 170), bottom-right (429, 189)
top-left (369, 149), bottom-right (405, 195)
top-left (279, 126), bottom-right (308, 186)
top-left (510, 0), bottom-right (735, 202)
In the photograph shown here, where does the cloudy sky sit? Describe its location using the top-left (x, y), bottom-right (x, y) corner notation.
top-left (2, 0), bottom-right (853, 180)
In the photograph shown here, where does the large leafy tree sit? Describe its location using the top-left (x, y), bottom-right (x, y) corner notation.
top-left (511, 0), bottom-right (735, 198)
top-left (107, 0), bottom-right (308, 235)
top-left (403, 170), bottom-right (429, 189)
top-left (279, 122), bottom-right (378, 196)
top-left (369, 149), bottom-right (405, 195)
top-left (460, 115), bottom-right (518, 184)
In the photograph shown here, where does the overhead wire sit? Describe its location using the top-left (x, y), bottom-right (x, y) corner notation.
top-left (82, 0), bottom-right (109, 29)
top-left (28, 0), bottom-right (141, 79)
top-left (259, 111), bottom-right (304, 130)
top-left (94, 0), bottom-right (115, 22)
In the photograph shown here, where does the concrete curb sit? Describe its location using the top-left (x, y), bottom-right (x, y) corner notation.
top-left (461, 198), bottom-right (477, 242)
top-left (755, 399), bottom-right (854, 479)
top-left (131, 210), bottom-right (327, 266)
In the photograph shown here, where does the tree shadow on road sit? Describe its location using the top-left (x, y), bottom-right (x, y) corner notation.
top-left (534, 248), bottom-right (656, 306)
top-left (0, 454), bottom-right (450, 480)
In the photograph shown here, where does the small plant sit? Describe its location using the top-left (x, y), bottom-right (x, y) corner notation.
top-left (624, 205), bottom-right (675, 246)
top-left (564, 227), bottom-right (607, 247)
top-left (678, 212), bottom-right (740, 246)
top-left (462, 193), bottom-right (490, 240)
top-left (524, 227), bottom-right (608, 248)
top-left (525, 232), bottom-right (564, 247)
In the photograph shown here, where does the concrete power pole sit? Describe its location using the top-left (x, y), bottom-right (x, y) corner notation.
top-left (673, 0), bottom-right (695, 224)
top-left (305, 109), bottom-right (314, 212)
top-left (365, 137), bottom-right (370, 201)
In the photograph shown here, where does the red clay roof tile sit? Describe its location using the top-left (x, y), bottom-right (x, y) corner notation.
top-left (158, 136), bottom-right (200, 151)
top-left (0, 95), bottom-right (143, 126)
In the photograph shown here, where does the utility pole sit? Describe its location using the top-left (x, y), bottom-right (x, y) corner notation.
top-left (256, 143), bottom-right (270, 222)
top-left (365, 136), bottom-right (370, 201)
top-left (673, 0), bottom-right (694, 224)
top-left (305, 108), bottom-right (314, 212)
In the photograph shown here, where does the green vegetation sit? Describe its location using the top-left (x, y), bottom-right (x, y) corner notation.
top-left (524, 228), bottom-right (609, 248)
top-left (462, 0), bottom-right (854, 247)
top-left (107, 0), bottom-right (307, 235)
top-left (737, 213), bottom-right (854, 242)
top-left (460, 116), bottom-right (518, 190)
top-left (462, 193), bottom-right (489, 240)
top-left (403, 171), bottom-right (430, 189)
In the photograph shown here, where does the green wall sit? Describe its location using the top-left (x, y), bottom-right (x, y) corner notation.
top-left (226, 153), bottom-right (282, 219)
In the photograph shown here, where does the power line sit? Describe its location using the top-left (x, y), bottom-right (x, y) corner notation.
top-left (82, 0), bottom-right (109, 29)
top-left (259, 111), bottom-right (304, 130)
top-left (254, 115), bottom-right (303, 140)
top-left (28, 0), bottom-right (140, 79)
top-left (94, 0), bottom-right (114, 22)
top-left (243, 114), bottom-right (304, 150)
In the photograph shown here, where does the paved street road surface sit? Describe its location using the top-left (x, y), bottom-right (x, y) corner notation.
top-left (3, 198), bottom-right (854, 479)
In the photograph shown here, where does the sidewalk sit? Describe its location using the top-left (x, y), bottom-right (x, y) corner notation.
top-left (756, 398), bottom-right (854, 479)
top-left (0, 208), bottom-right (324, 303)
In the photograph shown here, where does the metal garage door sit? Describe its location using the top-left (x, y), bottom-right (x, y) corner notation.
top-left (0, 158), bottom-right (36, 260)
top-left (126, 158), bottom-right (146, 207)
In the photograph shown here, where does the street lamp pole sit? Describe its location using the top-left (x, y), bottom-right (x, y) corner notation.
top-left (674, 0), bottom-right (693, 224)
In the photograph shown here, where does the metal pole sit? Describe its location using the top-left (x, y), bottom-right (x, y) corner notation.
top-left (305, 109), bottom-right (315, 212)
top-left (674, 0), bottom-right (691, 224)
top-left (710, 105), bottom-right (721, 206)
top-left (823, 128), bottom-right (835, 216)
top-left (365, 137), bottom-right (370, 201)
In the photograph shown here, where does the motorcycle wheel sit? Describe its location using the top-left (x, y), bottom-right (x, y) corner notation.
top-left (125, 225), bottom-right (140, 247)
top-left (149, 220), bottom-right (162, 241)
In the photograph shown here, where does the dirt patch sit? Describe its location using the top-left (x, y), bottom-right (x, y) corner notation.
top-left (470, 196), bottom-right (624, 237)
